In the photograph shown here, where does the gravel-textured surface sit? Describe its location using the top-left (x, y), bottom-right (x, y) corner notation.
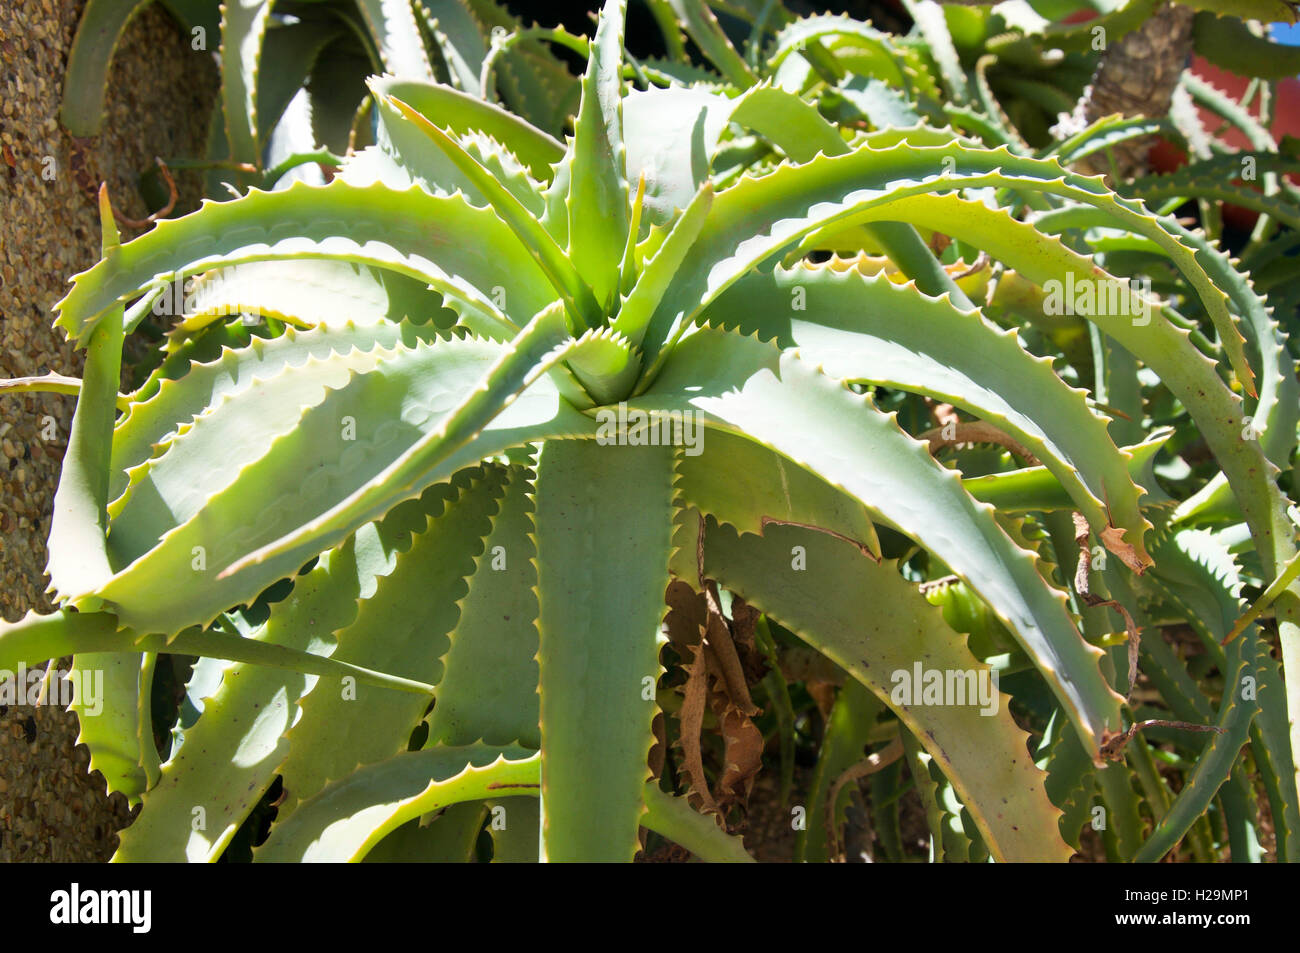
top-left (1, 0), bottom-right (216, 861)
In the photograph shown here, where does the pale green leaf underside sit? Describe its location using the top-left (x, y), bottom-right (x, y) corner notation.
top-left (90, 331), bottom-right (592, 635)
top-left (54, 181), bottom-right (557, 346)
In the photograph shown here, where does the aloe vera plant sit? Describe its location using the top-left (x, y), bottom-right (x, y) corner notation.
top-left (62, 0), bottom-right (578, 199)
top-left (5, 0), bottom-right (1299, 862)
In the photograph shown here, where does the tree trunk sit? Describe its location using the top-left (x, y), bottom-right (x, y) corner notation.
top-left (1074, 3), bottom-right (1197, 180)
top-left (0, 0), bottom-right (215, 861)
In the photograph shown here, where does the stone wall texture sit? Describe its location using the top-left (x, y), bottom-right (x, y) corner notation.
top-left (1, 0), bottom-right (216, 860)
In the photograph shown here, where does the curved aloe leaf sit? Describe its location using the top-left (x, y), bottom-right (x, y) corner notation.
top-left (219, 0), bottom-right (274, 166)
top-left (356, 0), bottom-right (435, 79)
top-left (213, 305), bottom-right (592, 592)
top-left (676, 428), bottom-right (880, 561)
top-left (112, 484), bottom-right (450, 862)
top-left (665, 0), bottom-right (757, 88)
top-left (54, 181), bottom-right (558, 346)
top-left (368, 76), bottom-right (563, 180)
top-left (703, 261), bottom-right (1152, 571)
top-left (47, 190), bottom-right (124, 608)
top-left (273, 467), bottom-right (504, 819)
top-left (702, 517), bottom-right (1073, 861)
top-left (0, 609), bottom-right (434, 695)
top-left (256, 745), bottom-right (539, 861)
top-left (61, 0), bottom-right (154, 136)
top-left (630, 142), bottom-right (1255, 398)
top-left (633, 328), bottom-right (1124, 758)
top-left (88, 327), bottom-right (590, 634)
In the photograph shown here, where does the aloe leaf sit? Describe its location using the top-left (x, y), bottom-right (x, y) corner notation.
top-left (219, 0), bottom-right (275, 166)
top-left (273, 468), bottom-right (504, 820)
top-left (463, 0), bottom-right (580, 136)
top-left (54, 181), bottom-right (558, 347)
top-left (211, 305), bottom-right (592, 595)
top-left (356, 0), bottom-right (435, 79)
top-left (676, 428), bottom-right (880, 561)
top-left (1144, 527), bottom-right (1300, 861)
top-left (0, 610), bottom-right (435, 695)
top-left (563, 326), bottom-right (642, 408)
top-left (665, 0), bottom-right (757, 88)
top-left (702, 517), bottom-right (1073, 861)
top-left (47, 190), bottom-right (124, 608)
top-left (1096, 760), bottom-right (1147, 862)
top-left (108, 320), bottom-right (443, 507)
top-left (765, 13), bottom-right (908, 85)
top-left (88, 325), bottom-right (591, 634)
top-left (859, 197), bottom-right (1300, 710)
top-left (368, 77), bottom-right (563, 181)
top-left (533, 441), bottom-right (674, 861)
top-left (1132, 633), bottom-right (1262, 862)
top-left (796, 678), bottom-right (881, 862)
top-left (1048, 115), bottom-right (1169, 167)
top-left (611, 184), bottom-right (714, 347)
top-left (425, 465), bottom-right (540, 749)
top-left (900, 728), bottom-right (957, 861)
top-left (635, 142), bottom-right (1256, 399)
top-left (1250, 650), bottom-right (1298, 861)
top-left (1078, 212), bottom-right (1300, 523)
top-left (1193, 13), bottom-right (1300, 80)
top-left (1027, 206), bottom-right (1300, 776)
top-left (256, 746), bottom-right (750, 862)
top-left (704, 262), bottom-right (1152, 572)
top-left (563, 0), bottom-right (631, 312)
top-left (255, 14), bottom-right (343, 146)
top-left (61, 0), bottom-right (154, 136)
top-left (900, 0), bottom-right (968, 104)
top-left (620, 86), bottom-right (732, 232)
top-left (69, 651), bottom-right (150, 806)
top-left (1127, 176), bottom-right (1300, 233)
top-left (112, 486), bottom-right (447, 862)
top-left (382, 95), bottom-right (601, 330)
top-left (363, 802), bottom-right (486, 862)
top-left (1038, 712), bottom-right (1098, 851)
top-left (641, 784), bottom-right (755, 862)
top-left (256, 745), bottom-right (539, 861)
top-left (485, 797), bottom-right (540, 862)
top-left (637, 330), bottom-right (1124, 757)
top-left (417, 0), bottom-right (489, 91)
top-left (723, 84), bottom-right (972, 308)
top-left (1182, 0), bottom-right (1296, 17)
top-left (106, 335), bottom-right (424, 562)
top-left (1183, 72), bottom-right (1275, 154)
top-left (996, 0), bottom-right (1155, 52)
top-left (963, 433), bottom-right (1171, 515)
top-left (177, 260), bottom-right (450, 334)
top-left (0, 374), bottom-right (128, 410)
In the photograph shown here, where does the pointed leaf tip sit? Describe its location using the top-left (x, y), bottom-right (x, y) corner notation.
top-left (98, 184), bottom-right (119, 252)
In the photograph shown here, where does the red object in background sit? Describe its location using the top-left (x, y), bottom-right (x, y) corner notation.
top-left (886, 1), bottom-right (1294, 231)
top-left (1145, 57), bottom-right (1300, 230)
top-left (1030, 8), bottom-right (1296, 231)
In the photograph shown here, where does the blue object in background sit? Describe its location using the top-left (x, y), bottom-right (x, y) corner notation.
top-left (1272, 23), bottom-right (1300, 46)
